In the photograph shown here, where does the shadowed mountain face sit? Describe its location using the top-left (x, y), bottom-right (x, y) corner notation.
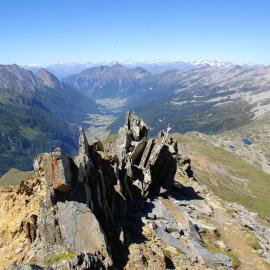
top-left (0, 65), bottom-right (98, 175)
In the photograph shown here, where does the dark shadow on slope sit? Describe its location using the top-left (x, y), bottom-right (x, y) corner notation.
top-left (165, 256), bottom-right (176, 269)
top-left (169, 183), bottom-right (203, 201)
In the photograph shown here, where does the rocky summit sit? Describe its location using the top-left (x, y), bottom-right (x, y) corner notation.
top-left (0, 112), bottom-right (269, 270)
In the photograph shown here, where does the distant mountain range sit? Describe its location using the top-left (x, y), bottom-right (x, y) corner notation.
top-left (62, 63), bottom-right (270, 134)
top-left (21, 60), bottom-right (251, 78)
top-left (1, 62), bottom-right (270, 175)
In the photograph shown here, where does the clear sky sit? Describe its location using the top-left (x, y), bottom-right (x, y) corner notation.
top-left (0, 0), bottom-right (269, 65)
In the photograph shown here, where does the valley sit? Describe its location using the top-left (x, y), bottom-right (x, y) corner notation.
top-left (1, 62), bottom-right (270, 221)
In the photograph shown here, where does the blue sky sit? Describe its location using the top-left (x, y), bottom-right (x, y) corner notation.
top-left (0, 0), bottom-right (269, 65)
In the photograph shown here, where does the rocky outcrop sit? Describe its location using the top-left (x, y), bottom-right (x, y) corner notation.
top-left (5, 112), bottom-right (243, 270)
top-left (57, 201), bottom-right (109, 257)
top-left (116, 112), bottom-right (181, 198)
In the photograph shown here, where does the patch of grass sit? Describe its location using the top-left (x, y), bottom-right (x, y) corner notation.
top-left (201, 230), bottom-right (240, 269)
top-left (246, 234), bottom-right (261, 250)
top-left (225, 207), bottom-right (237, 217)
top-left (46, 251), bottom-right (76, 265)
top-left (162, 249), bottom-right (173, 260)
top-left (203, 239), bottom-right (240, 269)
top-left (175, 247), bottom-right (184, 255)
top-left (229, 252), bottom-right (241, 269)
top-left (0, 168), bottom-right (32, 186)
top-left (175, 174), bottom-right (191, 186)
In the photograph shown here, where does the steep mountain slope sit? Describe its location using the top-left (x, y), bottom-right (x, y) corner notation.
top-left (175, 132), bottom-right (270, 217)
top-left (129, 65), bottom-right (270, 134)
top-left (0, 65), bottom-right (98, 175)
top-left (188, 114), bottom-right (270, 174)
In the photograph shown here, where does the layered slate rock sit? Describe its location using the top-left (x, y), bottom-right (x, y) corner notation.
top-left (116, 112), bottom-right (179, 197)
top-left (57, 201), bottom-right (109, 257)
top-left (116, 112), bottom-right (148, 167)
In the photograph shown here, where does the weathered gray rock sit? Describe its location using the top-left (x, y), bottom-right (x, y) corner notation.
top-left (115, 112), bottom-right (179, 197)
top-left (148, 199), bottom-right (180, 232)
top-left (116, 112), bottom-right (148, 167)
top-left (228, 203), bottom-right (270, 260)
top-left (125, 111), bottom-right (148, 141)
top-left (57, 201), bottom-right (111, 262)
top-left (130, 139), bottom-right (147, 165)
top-left (189, 239), bottom-right (232, 269)
top-left (151, 221), bottom-right (191, 255)
top-left (142, 132), bottom-right (177, 194)
top-left (74, 128), bottom-right (92, 183)
top-left (186, 220), bottom-right (203, 244)
top-left (139, 138), bottom-right (155, 168)
top-left (9, 252), bottom-right (109, 270)
top-left (178, 155), bottom-right (194, 179)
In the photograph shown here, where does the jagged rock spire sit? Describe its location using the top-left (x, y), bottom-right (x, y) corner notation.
top-left (78, 127), bottom-right (90, 156)
top-left (124, 111), bottom-right (148, 141)
top-left (116, 112), bottom-right (149, 167)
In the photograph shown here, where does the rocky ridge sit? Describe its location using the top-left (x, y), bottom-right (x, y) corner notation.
top-left (0, 112), bottom-right (269, 270)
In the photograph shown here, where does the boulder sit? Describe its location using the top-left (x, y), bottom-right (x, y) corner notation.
top-left (33, 148), bottom-right (75, 193)
top-left (142, 132), bottom-right (177, 194)
top-left (57, 201), bottom-right (111, 263)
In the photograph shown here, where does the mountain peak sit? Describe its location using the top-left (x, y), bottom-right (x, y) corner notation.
top-left (0, 64), bottom-right (40, 95)
top-left (36, 68), bottom-right (61, 89)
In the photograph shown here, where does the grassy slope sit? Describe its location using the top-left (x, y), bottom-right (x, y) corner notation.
top-left (175, 133), bottom-right (270, 217)
top-left (212, 114), bottom-right (270, 173)
top-left (0, 168), bottom-right (32, 186)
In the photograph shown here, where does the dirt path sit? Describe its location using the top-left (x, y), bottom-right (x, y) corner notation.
top-left (207, 196), bottom-right (269, 270)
